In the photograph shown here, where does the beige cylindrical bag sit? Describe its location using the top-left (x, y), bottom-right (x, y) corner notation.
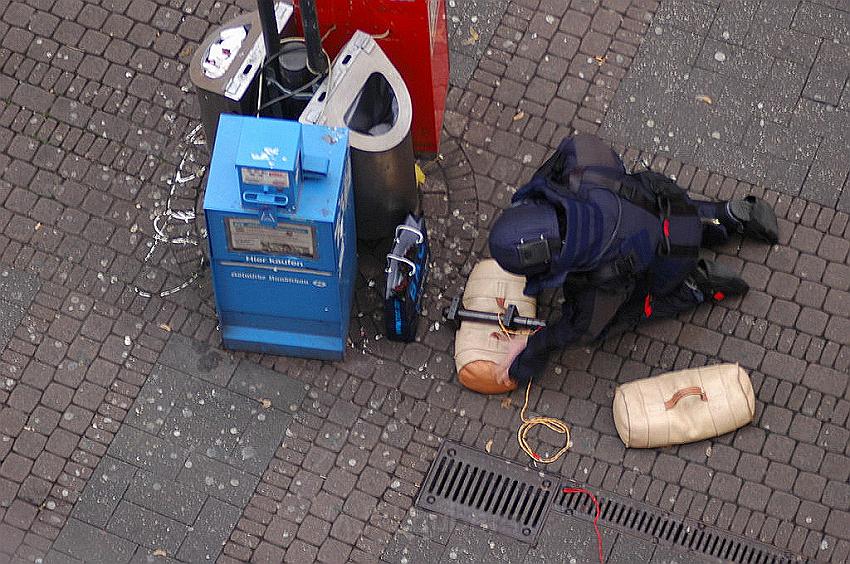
top-left (613, 363), bottom-right (755, 448)
top-left (454, 260), bottom-right (536, 395)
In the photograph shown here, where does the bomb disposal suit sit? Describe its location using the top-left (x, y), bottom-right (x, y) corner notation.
top-left (489, 135), bottom-right (778, 385)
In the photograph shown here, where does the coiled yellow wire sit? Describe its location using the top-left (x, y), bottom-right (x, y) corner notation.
top-left (517, 378), bottom-right (572, 464)
top-left (495, 313), bottom-right (572, 464)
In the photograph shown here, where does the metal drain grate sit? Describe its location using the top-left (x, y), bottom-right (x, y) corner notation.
top-left (415, 442), bottom-right (555, 543)
top-left (554, 485), bottom-right (797, 563)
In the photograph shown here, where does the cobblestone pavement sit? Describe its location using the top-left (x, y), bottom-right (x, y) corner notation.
top-left (0, 0), bottom-right (849, 563)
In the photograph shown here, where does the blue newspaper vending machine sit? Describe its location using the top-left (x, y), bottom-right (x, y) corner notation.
top-left (203, 114), bottom-right (355, 360)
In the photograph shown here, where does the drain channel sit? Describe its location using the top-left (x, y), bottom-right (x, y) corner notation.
top-left (554, 485), bottom-right (798, 563)
top-left (415, 442), bottom-right (555, 543)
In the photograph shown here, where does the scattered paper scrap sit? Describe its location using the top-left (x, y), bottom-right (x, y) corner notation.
top-left (485, 439), bottom-right (493, 453)
top-left (158, 323), bottom-right (172, 332)
top-left (152, 549), bottom-right (168, 557)
top-left (203, 26), bottom-right (248, 78)
top-left (260, 399), bottom-right (272, 409)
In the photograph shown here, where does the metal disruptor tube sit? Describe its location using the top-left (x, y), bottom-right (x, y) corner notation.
top-left (299, 0), bottom-right (327, 75)
top-left (444, 297), bottom-right (547, 329)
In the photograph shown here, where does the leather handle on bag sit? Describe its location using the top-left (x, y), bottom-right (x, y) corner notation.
top-left (664, 387), bottom-right (708, 410)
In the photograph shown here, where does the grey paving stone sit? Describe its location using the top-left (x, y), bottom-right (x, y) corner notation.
top-left (176, 451), bottom-right (259, 506)
top-left (447, 0), bottom-right (506, 87)
top-left (43, 550), bottom-right (85, 564)
top-left (440, 523), bottom-right (529, 563)
top-left (599, 0), bottom-right (848, 205)
top-left (801, 142), bottom-right (850, 208)
top-left (53, 518), bottom-right (137, 564)
top-left (159, 333), bottom-right (236, 386)
top-left (655, 0), bottom-right (717, 36)
top-left (128, 547), bottom-right (181, 564)
top-left (694, 139), bottom-right (766, 186)
top-left (228, 359), bottom-right (306, 408)
top-left (176, 497), bottom-right (241, 563)
top-left (123, 469), bottom-right (207, 526)
top-left (398, 507), bottom-right (457, 545)
top-left (450, 51), bottom-right (478, 89)
top-left (524, 513), bottom-right (617, 563)
top-left (792, 1), bottom-right (850, 43)
top-left (0, 266), bottom-right (40, 306)
top-left (709, 0), bottom-right (759, 45)
top-left (0, 301), bottom-right (25, 352)
top-left (107, 501), bottom-right (188, 556)
top-left (228, 406), bottom-right (292, 475)
top-left (125, 365), bottom-right (193, 435)
top-left (73, 456), bottom-right (137, 528)
top-left (383, 530), bottom-right (446, 563)
top-left (607, 532), bottom-right (655, 563)
top-left (108, 425), bottom-right (189, 479)
top-left (695, 39), bottom-right (772, 89)
top-left (157, 379), bottom-right (256, 457)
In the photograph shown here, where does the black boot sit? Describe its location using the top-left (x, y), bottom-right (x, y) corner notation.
top-left (727, 196), bottom-right (779, 244)
top-left (689, 259), bottom-right (749, 302)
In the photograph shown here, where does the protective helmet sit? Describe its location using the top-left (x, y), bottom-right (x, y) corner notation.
top-left (488, 199), bottom-right (562, 276)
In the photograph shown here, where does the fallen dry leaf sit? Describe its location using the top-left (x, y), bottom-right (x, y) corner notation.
top-left (512, 111), bottom-right (525, 121)
top-left (485, 439), bottom-right (493, 453)
top-left (35, 223), bottom-right (42, 231)
top-left (414, 162), bottom-right (426, 186)
top-left (158, 323), bottom-right (172, 332)
top-left (260, 399), bottom-right (272, 409)
top-left (500, 398), bottom-right (512, 409)
top-left (462, 27), bottom-right (480, 45)
top-left (594, 55), bottom-right (607, 65)
top-left (152, 548), bottom-right (168, 557)
top-left (695, 95), bottom-right (713, 105)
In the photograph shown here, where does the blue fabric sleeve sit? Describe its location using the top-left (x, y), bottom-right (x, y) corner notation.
top-left (508, 287), bottom-right (628, 384)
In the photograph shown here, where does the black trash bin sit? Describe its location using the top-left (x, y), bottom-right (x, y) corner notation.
top-left (188, 3), bottom-right (295, 148)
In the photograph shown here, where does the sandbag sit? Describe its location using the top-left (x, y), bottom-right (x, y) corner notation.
top-left (454, 259), bottom-right (536, 394)
top-left (613, 363), bottom-right (755, 448)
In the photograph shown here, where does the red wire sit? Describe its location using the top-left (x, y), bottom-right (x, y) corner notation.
top-left (563, 487), bottom-right (604, 563)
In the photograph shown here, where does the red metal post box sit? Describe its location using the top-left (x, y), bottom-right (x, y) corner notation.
top-left (294, 0), bottom-right (449, 155)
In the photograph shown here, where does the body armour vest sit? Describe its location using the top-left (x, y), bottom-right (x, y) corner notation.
top-left (513, 135), bottom-right (701, 297)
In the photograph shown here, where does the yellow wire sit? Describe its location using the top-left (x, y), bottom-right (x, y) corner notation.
top-left (497, 310), bottom-right (538, 336)
top-left (496, 308), bottom-right (571, 464)
top-left (517, 378), bottom-right (572, 464)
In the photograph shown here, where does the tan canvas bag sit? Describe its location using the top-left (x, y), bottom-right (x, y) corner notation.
top-left (613, 363), bottom-right (755, 448)
top-left (454, 260), bottom-right (536, 395)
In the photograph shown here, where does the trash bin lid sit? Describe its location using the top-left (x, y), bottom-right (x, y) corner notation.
top-left (299, 31), bottom-right (412, 153)
top-left (189, 3), bottom-right (294, 102)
